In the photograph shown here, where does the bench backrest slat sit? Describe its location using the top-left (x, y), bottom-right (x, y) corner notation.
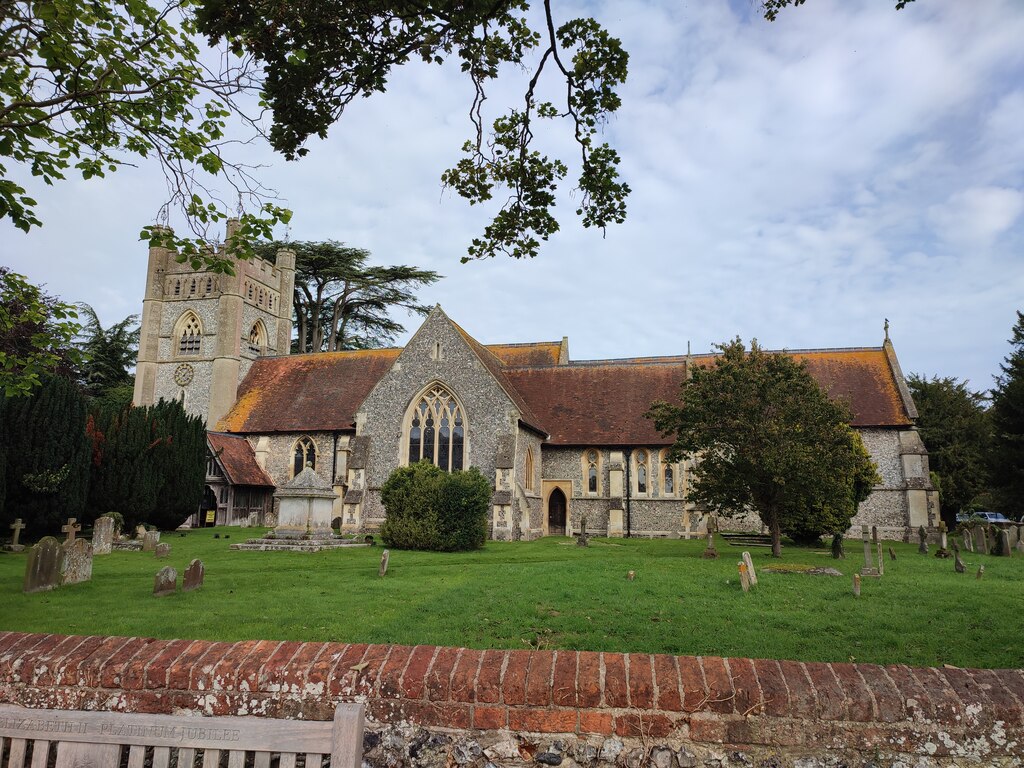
top-left (0, 704), bottom-right (364, 768)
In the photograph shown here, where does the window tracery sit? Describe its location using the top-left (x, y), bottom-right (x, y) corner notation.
top-left (635, 449), bottom-right (649, 495)
top-left (405, 384), bottom-right (465, 472)
top-left (583, 449), bottom-right (600, 494)
top-left (293, 436), bottom-right (317, 476)
top-left (248, 321), bottom-right (268, 354)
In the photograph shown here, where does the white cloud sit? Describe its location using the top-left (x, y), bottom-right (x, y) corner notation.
top-left (929, 187), bottom-right (1024, 251)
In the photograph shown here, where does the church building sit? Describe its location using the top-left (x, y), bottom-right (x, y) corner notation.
top-left (133, 224), bottom-right (939, 541)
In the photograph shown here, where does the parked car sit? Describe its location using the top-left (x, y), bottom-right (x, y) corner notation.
top-left (955, 511), bottom-right (1014, 526)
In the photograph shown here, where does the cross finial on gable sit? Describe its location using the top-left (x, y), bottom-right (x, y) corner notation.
top-left (884, 318), bottom-right (890, 342)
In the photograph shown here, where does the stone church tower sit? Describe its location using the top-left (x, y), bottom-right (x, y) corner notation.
top-left (132, 220), bottom-right (295, 426)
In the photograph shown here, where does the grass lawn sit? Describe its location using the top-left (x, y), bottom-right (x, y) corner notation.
top-left (1, 527), bottom-right (1022, 669)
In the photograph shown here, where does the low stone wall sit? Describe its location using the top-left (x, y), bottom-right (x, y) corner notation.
top-left (1, 632), bottom-right (1022, 766)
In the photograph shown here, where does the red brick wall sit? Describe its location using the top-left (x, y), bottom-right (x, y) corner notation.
top-left (1, 632), bottom-right (1022, 760)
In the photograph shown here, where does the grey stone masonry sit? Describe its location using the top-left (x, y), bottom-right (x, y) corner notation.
top-left (23, 537), bottom-right (62, 593)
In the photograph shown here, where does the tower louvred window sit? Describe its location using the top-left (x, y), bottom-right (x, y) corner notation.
top-left (178, 313), bottom-right (202, 355)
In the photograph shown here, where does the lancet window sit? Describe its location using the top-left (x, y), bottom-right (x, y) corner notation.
top-left (635, 449), bottom-right (649, 495)
top-left (292, 436), bottom-right (317, 476)
top-left (177, 312), bottom-right (202, 356)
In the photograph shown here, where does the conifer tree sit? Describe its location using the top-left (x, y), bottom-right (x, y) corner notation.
top-left (149, 399), bottom-right (206, 530)
top-left (990, 311), bottom-right (1024, 518)
top-left (0, 376), bottom-right (91, 534)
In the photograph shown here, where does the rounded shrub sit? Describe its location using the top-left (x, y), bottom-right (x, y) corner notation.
top-left (380, 461), bottom-right (490, 551)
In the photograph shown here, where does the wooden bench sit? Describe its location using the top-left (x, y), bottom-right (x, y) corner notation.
top-left (0, 702), bottom-right (364, 768)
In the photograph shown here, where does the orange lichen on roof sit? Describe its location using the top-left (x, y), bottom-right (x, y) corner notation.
top-left (218, 348), bottom-right (401, 433)
top-left (207, 432), bottom-right (274, 486)
top-left (487, 342), bottom-right (563, 367)
top-left (790, 348), bottom-right (912, 427)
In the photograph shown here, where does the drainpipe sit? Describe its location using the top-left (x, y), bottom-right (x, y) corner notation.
top-left (624, 447), bottom-right (633, 538)
top-left (331, 432), bottom-right (339, 483)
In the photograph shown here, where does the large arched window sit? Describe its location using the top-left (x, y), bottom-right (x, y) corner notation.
top-left (176, 312), bottom-right (202, 356)
top-left (292, 436), bottom-right (317, 476)
top-left (406, 384), bottom-right (465, 472)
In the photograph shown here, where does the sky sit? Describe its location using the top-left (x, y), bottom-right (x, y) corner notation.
top-left (5, 0), bottom-right (1024, 392)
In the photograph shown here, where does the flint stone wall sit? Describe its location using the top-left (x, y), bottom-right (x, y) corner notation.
top-left (1, 631), bottom-right (1022, 767)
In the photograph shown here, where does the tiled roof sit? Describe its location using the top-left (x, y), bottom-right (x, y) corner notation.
top-left (217, 348), bottom-right (401, 433)
top-left (504, 363), bottom-right (688, 446)
top-left (487, 342), bottom-right (563, 367)
top-left (207, 433), bottom-right (274, 487)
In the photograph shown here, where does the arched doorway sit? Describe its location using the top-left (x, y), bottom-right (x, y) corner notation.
top-left (547, 487), bottom-right (567, 536)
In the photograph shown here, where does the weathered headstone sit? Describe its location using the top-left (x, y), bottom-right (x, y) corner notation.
top-left (61, 518), bottom-right (81, 544)
top-left (60, 539), bottom-right (93, 585)
top-left (742, 551), bottom-right (757, 586)
top-left (974, 525), bottom-right (988, 555)
top-left (153, 566), bottom-right (178, 596)
top-left (888, 546), bottom-right (897, 561)
top-left (738, 562), bottom-right (751, 593)
top-left (877, 542), bottom-right (884, 576)
top-left (1016, 526), bottom-right (1024, 554)
top-left (154, 542), bottom-right (171, 559)
top-left (831, 534), bottom-right (844, 559)
top-left (182, 559), bottom-right (205, 592)
top-left (142, 530), bottom-right (160, 552)
top-left (976, 564), bottom-right (985, 580)
top-left (135, 525), bottom-right (147, 540)
top-left (917, 525), bottom-right (928, 555)
top-left (860, 526), bottom-right (878, 577)
top-left (871, 526), bottom-right (879, 545)
top-left (852, 573), bottom-right (861, 597)
top-left (998, 528), bottom-right (1012, 557)
top-left (92, 516), bottom-right (114, 555)
top-left (576, 516), bottom-right (590, 547)
top-left (702, 518), bottom-right (719, 560)
top-left (935, 522), bottom-right (950, 558)
top-left (987, 526), bottom-right (998, 554)
top-left (378, 549), bottom-right (390, 577)
top-left (954, 549), bottom-right (966, 574)
top-left (23, 537), bottom-right (63, 593)
top-left (962, 530), bottom-right (974, 553)
top-left (6, 519), bottom-right (26, 552)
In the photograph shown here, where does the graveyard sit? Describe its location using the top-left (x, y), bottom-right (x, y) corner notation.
top-left (1, 526), bottom-right (1022, 670)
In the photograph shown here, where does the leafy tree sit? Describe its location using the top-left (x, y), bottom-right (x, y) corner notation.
top-left (256, 241), bottom-right (441, 352)
top-left (380, 461), bottom-right (490, 551)
top-left (907, 374), bottom-right (991, 523)
top-left (989, 311), bottom-right (1024, 519)
top-left (762, 0), bottom-right (915, 21)
top-left (0, 375), bottom-right (92, 534)
top-left (75, 304), bottom-right (140, 399)
top-left (0, 268), bottom-right (81, 397)
top-left (648, 339), bottom-right (878, 557)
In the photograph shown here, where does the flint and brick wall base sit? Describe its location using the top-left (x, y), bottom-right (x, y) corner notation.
top-left (1, 632), bottom-right (1022, 766)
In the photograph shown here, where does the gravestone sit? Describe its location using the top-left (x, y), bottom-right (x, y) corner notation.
top-left (154, 542), bottom-right (171, 559)
top-left (998, 529), bottom-right (1012, 557)
top-left (92, 516), bottom-right (114, 555)
top-left (701, 517), bottom-right (719, 560)
top-left (976, 565), bottom-right (985, 580)
top-left (738, 562), bottom-right (751, 593)
top-left (917, 525), bottom-right (928, 555)
top-left (852, 573), bottom-right (861, 597)
top-left (1017, 526), bottom-right (1024, 554)
top-left (135, 525), bottom-right (147, 540)
top-left (153, 566), bottom-right (177, 597)
top-left (974, 525), bottom-right (989, 555)
top-left (962, 530), bottom-right (974, 553)
top-left (935, 522), bottom-right (950, 559)
top-left (987, 526), bottom-right (998, 555)
top-left (860, 526), bottom-right (878, 577)
top-left (626, 570), bottom-right (636, 581)
top-left (576, 516), bottom-right (590, 547)
top-left (742, 551), bottom-right (757, 586)
top-left (954, 547), bottom-right (966, 574)
top-left (23, 537), bottom-right (63, 593)
top-left (378, 549), bottom-right (390, 577)
top-left (877, 542), bottom-right (884, 576)
top-left (61, 518), bottom-right (81, 544)
top-left (142, 530), bottom-right (160, 552)
top-left (60, 539), bottom-right (93, 585)
top-left (888, 546), bottom-right (897, 561)
top-left (182, 559), bottom-right (205, 592)
top-left (6, 519), bottom-right (26, 552)
top-left (831, 533), bottom-right (844, 559)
